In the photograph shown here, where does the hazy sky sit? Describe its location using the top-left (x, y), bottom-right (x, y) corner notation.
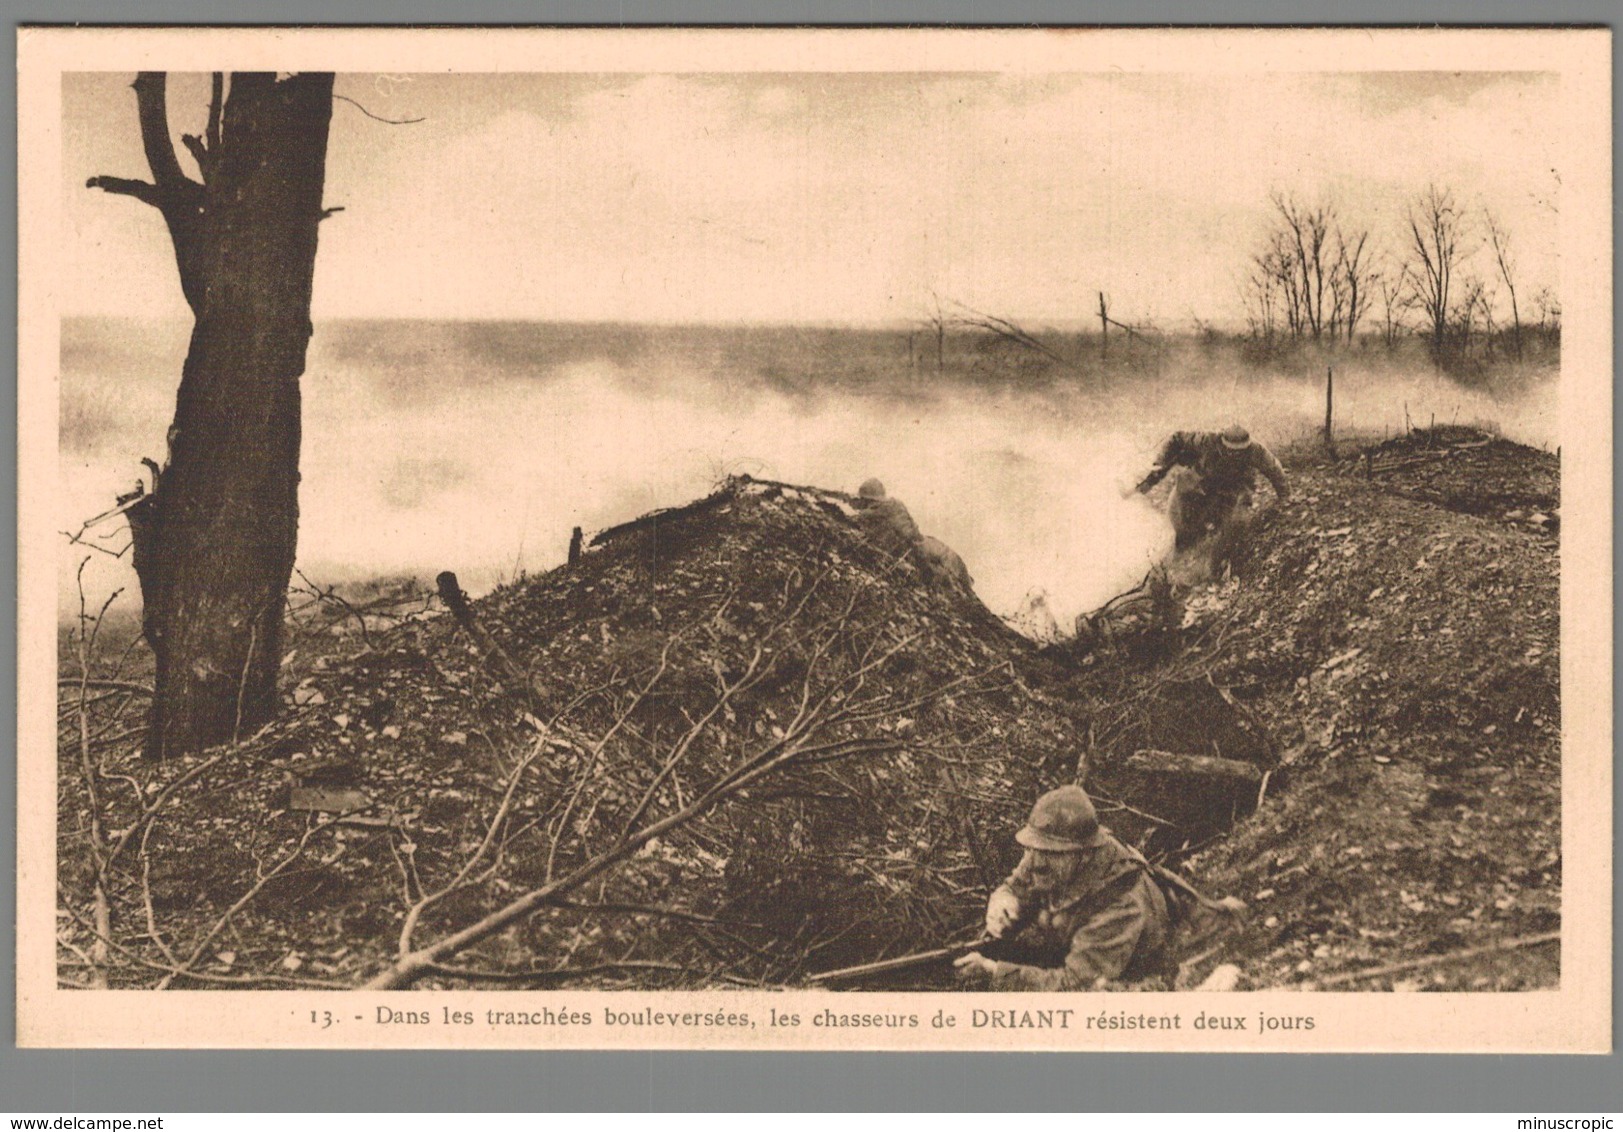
top-left (63, 70), bottom-right (1559, 327)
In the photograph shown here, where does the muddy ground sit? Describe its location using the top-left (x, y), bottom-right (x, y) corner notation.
top-left (57, 427), bottom-right (1560, 992)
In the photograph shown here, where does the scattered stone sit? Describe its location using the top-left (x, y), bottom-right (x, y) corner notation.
top-left (289, 786), bottom-right (371, 814)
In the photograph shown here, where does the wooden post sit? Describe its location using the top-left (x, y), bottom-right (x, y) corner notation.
top-left (568, 526), bottom-right (583, 566)
top-left (1324, 366), bottom-right (1336, 456)
top-left (1099, 291), bottom-right (1109, 361)
top-left (437, 571), bottom-right (529, 694)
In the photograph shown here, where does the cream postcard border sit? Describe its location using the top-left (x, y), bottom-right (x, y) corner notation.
top-left (16, 25), bottom-right (1612, 1052)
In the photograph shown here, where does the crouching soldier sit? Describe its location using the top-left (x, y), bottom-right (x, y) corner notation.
top-left (1133, 424), bottom-right (1290, 564)
top-left (854, 478), bottom-right (975, 593)
top-left (954, 785), bottom-right (1171, 990)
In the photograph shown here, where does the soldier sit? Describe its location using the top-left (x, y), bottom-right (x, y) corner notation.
top-left (954, 784), bottom-right (1172, 990)
top-left (853, 477), bottom-right (922, 557)
top-left (1133, 424), bottom-right (1290, 556)
top-left (853, 478), bottom-right (975, 592)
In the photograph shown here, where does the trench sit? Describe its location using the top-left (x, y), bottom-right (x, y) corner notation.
top-left (1080, 675), bottom-right (1280, 861)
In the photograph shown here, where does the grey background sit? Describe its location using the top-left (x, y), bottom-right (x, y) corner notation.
top-left (5, 1), bottom-right (1616, 1113)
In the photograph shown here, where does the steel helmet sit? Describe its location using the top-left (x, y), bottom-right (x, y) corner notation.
top-left (1220, 425), bottom-right (1251, 451)
top-left (858, 478), bottom-right (887, 500)
top-left (1015, 785), bottom-right (1104, 851)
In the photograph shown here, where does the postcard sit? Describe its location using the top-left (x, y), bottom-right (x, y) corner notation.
top-left (17, 25), bottom-right (1611, 1051)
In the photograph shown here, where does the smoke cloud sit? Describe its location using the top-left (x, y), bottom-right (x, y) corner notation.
top-left (58, 320), bottom-right (1558, 636)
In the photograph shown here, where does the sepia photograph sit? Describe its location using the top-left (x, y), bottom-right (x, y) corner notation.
top-left (17, 26), bottom-right (1610, 1052)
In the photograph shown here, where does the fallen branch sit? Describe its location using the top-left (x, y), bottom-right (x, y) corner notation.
top-left (422, 959), bottom-right (697, 986)
top-left (59, 903), bottom-right (347, 990)
top-left (157, 813), bottom-right (350, 989)
top-left (56, 677), bottom-right (152, 695)
top-left (398, 729), bottom-right (556, 955)
top-left (948, 298), bottom-right (1079, 372)
top-left (71, 564), bottom-right (121, 988)
top-left (552, 899), bottom-right (767, 932)
top-left (365, 598), bottom-right (951, 989)
top-left (103, 750), bottom-right (230, 875)
top-left (369, 715), bottom-right (833, 988)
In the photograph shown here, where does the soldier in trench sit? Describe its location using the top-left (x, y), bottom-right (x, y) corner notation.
top-left (1132, 424), bottom-right (1290, 570)
top-left (852, 478), bottom-right (975, 593)
top-left (954, 784), bottom-right (1174, 991)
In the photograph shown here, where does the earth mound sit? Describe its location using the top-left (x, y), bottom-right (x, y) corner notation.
top-left (1060, 428), bottom-right (1560, 990)
top-left (59, 430), bottom-right (1562, 993)
top-left (62, 477), bottom-right (1084, 988)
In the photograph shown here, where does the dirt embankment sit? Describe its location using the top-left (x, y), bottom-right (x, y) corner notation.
top-left (58, 431), bottom-right (1560, 992)
top-left (61, 479), bottom-right (1081, 989)
top-left (1183, 432), bottom-right (1560, 990)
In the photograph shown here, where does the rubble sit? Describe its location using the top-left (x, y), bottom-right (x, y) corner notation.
top-left (56, 430), bottom-right (1560, 993)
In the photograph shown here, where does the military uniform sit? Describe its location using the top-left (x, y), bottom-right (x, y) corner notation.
top-left (961, 784), bottom-right (1174, 991)
top-left (985, 830), bottom-right (1171, 990)
top-left (853, 479), bottom-right (974, 592)
top-left (855, 495), bottom-right (923, 558)
top-left (1135, 429), bottom-right (1290, 552)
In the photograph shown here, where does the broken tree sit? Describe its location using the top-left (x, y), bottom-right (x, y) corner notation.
top-left (89, 72), bottom-right (335, 757)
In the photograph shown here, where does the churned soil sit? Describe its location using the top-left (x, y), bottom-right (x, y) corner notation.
top-left (1178, 430), bottom-right (1560, 991)
top-left (59, 480), bottom-right (1079, 989)
top-left (57, 429), bottom-right (1561, 993)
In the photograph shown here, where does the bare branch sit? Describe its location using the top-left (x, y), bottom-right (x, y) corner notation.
top-left (365, 604), bottom-right (956, 989)
top-left (333, 93), bottom-right (425, 125)
top-left (84, 175), bottom-right (162, 207)
top-left (86, 72), bottom-right (209, 313)
top-left (180, 134), bottom-right (212, 181)
top-left (132, 72), bottom-right (192, 191)
top-left (422, 959), bottom-right (717, 986)
top-left (206, 72), bottom-right (223, 155)
top-left (157, 813), bottom-right (348, 988)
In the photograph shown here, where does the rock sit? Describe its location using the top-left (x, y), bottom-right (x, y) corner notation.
top-left (289, 786), bottom-right (370, 814)
top-left (1196, 964), bottom-right (1243, 991)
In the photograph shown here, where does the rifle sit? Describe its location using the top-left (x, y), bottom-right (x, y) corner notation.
top-left (807, 934), bottom-right (1020, 986)
top-left (806, 855), bottom-right (1245, 987)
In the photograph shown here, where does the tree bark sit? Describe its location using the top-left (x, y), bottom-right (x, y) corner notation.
top-left (91, 72), bottom-right (334, 757)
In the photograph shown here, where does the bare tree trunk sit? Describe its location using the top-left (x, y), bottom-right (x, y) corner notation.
top-left (90, 72), bottom-right (334, 758)
top-left (1486, 211), bottom-right (1523, 362)
top-left (1324, 367), bottom-right (1336, 457)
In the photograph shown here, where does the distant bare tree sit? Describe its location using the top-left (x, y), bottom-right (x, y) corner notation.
top-left (1451, 275), bottom-right (1490, 359)
top-left (1403, 185), bottom-right (1472, 360)
top-left (1334, 227), bottom-right (1375, 344)
top-left (1242, 252), bottom-right (1282, 345)
top-left (1375, 267), bottom-right (1405, 351)
top-left (1245, 231), bottom-right (1299, 342)
top-left (1271, 191), bottom-right (1333, 340)
top-left (1245, 192), bottom-right (1373, 348)
top-left (1484, 210), bottom-right (1523, 360)
top-left (1531, 286), bottom-right (1561, 336)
